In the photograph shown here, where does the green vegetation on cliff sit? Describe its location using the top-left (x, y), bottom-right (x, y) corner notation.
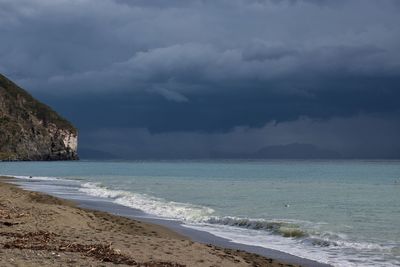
top-left (0, 74), bottom-right (76, 134)
top-left (0, 73), bottom-right (78, 161)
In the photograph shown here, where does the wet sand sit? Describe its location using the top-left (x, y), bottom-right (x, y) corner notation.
top-left (0, 178), bottom-right (302, 267)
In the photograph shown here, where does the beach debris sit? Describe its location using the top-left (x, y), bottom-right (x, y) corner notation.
top-left (1, 230), bottom-right (185, 266)
top-left (0, 221), bottom-right (19, 227)
top-left (0, 231), bottom-right (58, 244)
top-left (139, 262), bottom-right (186, 267)
top-left (0, 203), bottom-right (27, 219)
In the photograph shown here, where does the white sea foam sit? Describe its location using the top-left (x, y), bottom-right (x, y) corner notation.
top-left (185, 223), bottom-right (397, 267)
top-left (78, 181), bottom-right (399, 267)
top-left (1, 174), bottom-right (60, 181)
top-left (79, 182), bottom-right (214, 222)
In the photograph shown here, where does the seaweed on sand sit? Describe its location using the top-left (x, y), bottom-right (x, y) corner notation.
top-left (1, 231), bottom-right (185, 267)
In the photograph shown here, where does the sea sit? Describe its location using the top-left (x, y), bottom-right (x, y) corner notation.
top-left (1, 160), bottom-right (399, 266)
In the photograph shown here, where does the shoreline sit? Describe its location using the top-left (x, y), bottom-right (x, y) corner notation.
top-left (76, 196), bottom-right (329, 267)
top-left (0, 176), bottom-right (330, 266)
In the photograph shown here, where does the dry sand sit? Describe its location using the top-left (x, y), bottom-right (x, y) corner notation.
top-left (0, 178), bottom-right (301, 267)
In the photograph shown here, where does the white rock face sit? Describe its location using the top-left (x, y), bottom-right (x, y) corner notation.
top-left (62, 132), bottom-right (78, 152)
top-left (48, 125), bottom-right (78, 152)
top-left (47, 124), bottom-right (79, 159)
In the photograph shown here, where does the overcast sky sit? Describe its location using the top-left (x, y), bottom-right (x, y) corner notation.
top-left (1, 0), bottom-right (400, 158)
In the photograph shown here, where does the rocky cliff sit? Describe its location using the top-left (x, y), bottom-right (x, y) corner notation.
top-left (0, 73), bottom-right (78, 161)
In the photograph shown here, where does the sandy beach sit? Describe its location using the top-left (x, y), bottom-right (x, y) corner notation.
top-left (0, 178), bottom-right (301, 267)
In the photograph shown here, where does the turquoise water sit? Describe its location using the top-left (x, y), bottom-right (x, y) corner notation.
top-left (1, 160), bottom-right (400, 266)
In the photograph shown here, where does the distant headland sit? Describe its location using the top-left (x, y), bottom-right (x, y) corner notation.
top-left (0, 73), bottom-right (78, 161)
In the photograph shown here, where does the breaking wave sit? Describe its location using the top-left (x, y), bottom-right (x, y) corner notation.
top-left (205, 217), bottom-right (307, 238)
top-left (1, 174), bottom-right (60, 181)
top-left (78, 182), bottom-right (396, 260)
top-left (79, 182), bottom-right (214, 222)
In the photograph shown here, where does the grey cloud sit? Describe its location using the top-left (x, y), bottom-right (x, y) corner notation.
top-left (149, 86), bottom-right (189, 103)
top-left (40, 42), bottom-right (398, 94)
top-left (81, 115), bottom-right (400, 159)
top-left (1, 0), bottom-right (400, 158)
top-left (2, 0), bottom-right (400, 84)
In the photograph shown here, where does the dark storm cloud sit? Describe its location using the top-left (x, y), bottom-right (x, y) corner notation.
top-left (0, 0), bottom-right (399, 157)
top-left (81, 115), bottom-right (400, 159)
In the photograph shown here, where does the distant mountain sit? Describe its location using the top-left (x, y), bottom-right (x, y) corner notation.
top-left (253, 143), bottom-right (341, 159)
top-left (0, 73), bottom-right (78, 161)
